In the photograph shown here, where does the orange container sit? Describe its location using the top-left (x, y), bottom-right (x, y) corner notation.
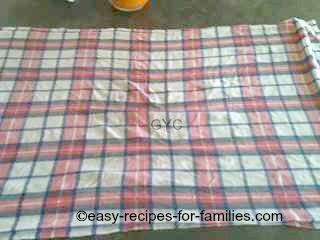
top-left (109, 0), bottom-right (149, 12)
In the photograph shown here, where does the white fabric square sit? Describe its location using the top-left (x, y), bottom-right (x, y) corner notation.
top-left (0, 92), bottom-right (11, 103)
top-left (149, 82), bottom-right (165, 92)
top-left (203, 48), bottom-right (219, 58)
top-left (229, 112), bottom-right (248, 124)
top-left (280, 85), bottom-right (297, 96)
top-left (150, 51), bottom-right (165, 60)
top-left (150, 126), bottom-right (169, 139)
top-left (106, 126), bottom-right (125, 139)
top-left (168, 92), bottom-right (184, 103)
top-left (78, 172), bottom-right (99, 189)
top-left (241, 155), bottom-right (264, 170)
top-left (33, 161), bottom-right (55, 176)
top-left (14, 30), bottom-right (28, 39)
top-left (21, 130), bottom-right (42, 143)
top-left (0, 218), bottom-right (15, 236)
top-left (26, 177), bottom-right (49, 193)
top-left (307, 155), bottom-right (320, 168)
top-left (112, 80), bottom-right (127, 91)
top-left (174, 155), bottom-right (193, 170)
top-left (245, 171), bottom-right (268, 186)
top-left (109, 90), bottom-right (127, 102)
top-left (272, 53), bottom-right (288, 63)
top-left (33, 91), bottom-right (51, 102)
top-left (167, 29), bottom-right (182, 41)
top-left (152, 171), bottom-right (171, 186)
top-left (314, 171), bottom-right (320, 185)
top-left (86, 126), bottom-right (104, 140)
top-left (263, 86), bottom-right (280, 96)
top-left (293, 124), bottom-right (314, 136)
top-left (47, 32), bottom-right (63, 40)
top-left (43, 50), bottom-right (60, 59)
top-left (293, 170), bottom-right (315, 185)
top-left (250, 25), bottom-right (264, 35)
top-left (42, 129), bottom-right (62, 142)
top-left (108, 112), bottom-right (125, 126)
top-left (212, 126), bottom-right (232, 138)
top-left (0, 30), bottom-right (13, 39)
top-left (0, 81), bottom-right (14, 91)
top-left (255, 45), bottom-right (269, 54)
top-left (219, 156), bottom-right (241, 170)
top-left (275, 124), bottom-right (295, 136)
top-left (169, 111), bottom-right (187, 126)
top-left (115, 29), bottom-right (130, 40)
top-left (271, 111), bottom-right (289, 123)
top-left (51, 90), bottom-right (69, 101)
top-left (35, 81), bottom-right (54, 91)
top-left (101, 172), bottom-right (123, 187)
top-left (222, 171), bottom-right (245, 187)
top-left (204, 57), bottom-right (219, 67)
top-left (224, 86), bottom-right (241, 98)
top-left (153, 155), bottom-right (171, 169)
top-left (16, 215), bottom-right (41, 231)
top-left (104, 157), bottom-right (124, 172)
top-left (8, 49), bottom-right (24, 58)
top-left (201, 27), bottom-right (216, 38)
top-left (58, 58), bottom-right (74, 68)
top-left (206, 88), bottom-right (224, 100)
top-left (2, 179), bottom-right (26, 194)
top-left (97, 49), bottom-right (112, 59)
top-left (256, 54), bottom-right (272, 63)
top-left (222, 55), bottom-right (237, 65)
top-left (64, 32), bottom-right (80, 40)
top-left (150, 30), bottom-right (165, 41)
top-left (175, 171), bottom-right (195, 186)
top-left (261, 75), bottom-right (276, 85)
top-left (167, 81), bottom-right (183, 91)
top-left (81, 158), bottom-right (102, 171)
top-left (61, 49), bottom-right (76, 58)
top-left (10, 162), bottom-right (32, 177)
top-left (209, 111), bottom-right (229, 125)
top-left (270, 44), bottom-right (286, 53)
top-left (168, 50), bottom-right (183, 60)
top-left (114, 50), bottom-right (129, 59)
top-left (113, 59), bottom-right (129, 69)
top-left (217, 26), bottom-right (232, 37)
top-left (94, 80), bottom-right (109, 91)
top-left (232, 125), bottom-right (252, 137)
top-left (222, 76), bottom-right (240, 87)
top-left (170, 126), bottom-right (188, 140)
top-left (288, 111), bottom-right (308, 123)
top-left (287, 155), bottom-right (308, 169)
top-left (264, 25), bottom-right (279, 35)
top-left (149, 92), bottom-right (165, 104)
top-left (88, 113), bottom-right (104, 127)
top-left (46, 115), bottom-right (64, 128)
top-left (5, 59), bottom-right (21, 68)
top-left (168, 59), bottom-right (182, 69)
top-left (25, 117), bottom-right (45, 129)
top-left (221, 47), bottom-right (236, 56)
top-left (41, 59), bottom-right (58, 68)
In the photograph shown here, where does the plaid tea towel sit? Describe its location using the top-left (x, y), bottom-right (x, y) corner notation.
top-left (0, 18), bottom-right (320, 239)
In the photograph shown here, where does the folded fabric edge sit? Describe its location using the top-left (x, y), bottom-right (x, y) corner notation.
top-left (293, 18), bottom-right (320, 95)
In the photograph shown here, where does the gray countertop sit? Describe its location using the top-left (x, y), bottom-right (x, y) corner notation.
top-left (0, 0), bottom-right (319, 28)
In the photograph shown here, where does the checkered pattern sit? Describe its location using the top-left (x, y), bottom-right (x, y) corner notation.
top-left (0, 18), bottom-right (320, 239)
